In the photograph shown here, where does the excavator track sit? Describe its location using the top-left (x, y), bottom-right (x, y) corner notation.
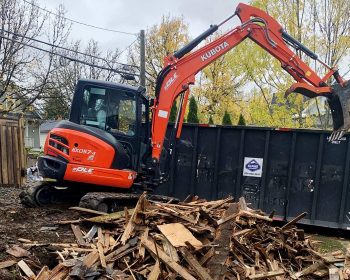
top-left (20, 182), bottom-right (178, 212)
top-left (79, 192), bottom-right (178, 213)
top-left (19, 181), bottom-right (87, 207)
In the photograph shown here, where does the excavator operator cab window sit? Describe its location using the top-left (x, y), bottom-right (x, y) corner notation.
top-left (80, 86), bottom-right (137, 137)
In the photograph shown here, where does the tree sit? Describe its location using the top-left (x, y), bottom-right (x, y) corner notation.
top-left (187, 96), bottom-right (199, 123)
top-left (222, 110), bottom-right (232, 125)
top-left (238, 113), bottom-right (246, 125)
top-left (128, 15), bottom-right (189, 94)
top-left (169, 101), bottom-right (178, 122)
top-left (209, 115), bottom-right (214, 124)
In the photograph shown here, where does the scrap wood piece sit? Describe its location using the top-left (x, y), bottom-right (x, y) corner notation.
top-left (148, 260), bottom-right (161, 280)
top-left (239, 210), bottom-right (272, 222)
top-left (231, 237), bottom-right (255, 264)
top-left (156, 204), bottom-right (198, 224)
top-left (141, 237), bottom-right (196, 280)
top-left (71, 224), bottom-right (86, 246)
top-left (121, 192), bottom-right (147, 245)
top-left (69, 206), bottom-right (107, 215)
top-left (158, 233), bottom-right (180, 262)
top-left (207, 203), bottom-right (239, 279)
top-left (248, 270), bottom-right (284, 279)
top-left (85, 208), bottom-right (134, 224)
top-left (329, 265), bottom-right (341, 280)
top-left (17, 260), bottom-right (35, 279)
top-left (0, 260), bottom-right (17, 269)
top-left (139, 228), bottom-right (149, 260)
top-left (35, 266), bottom-right (50, 280)
top-left (82, 251), bottom-right (99, 268)
top-left (280, 212), bottom-right (307, 231)
top-left (97, 242), bottom-right (107, 268)
top-left (179, 247), bottom-right (213, 280)
top-left (292, 261), bottom-right (325, 279)
top-left (157, 223), bottom-right (202, 249)
top-left (6, 245), bottom-right (30, 258)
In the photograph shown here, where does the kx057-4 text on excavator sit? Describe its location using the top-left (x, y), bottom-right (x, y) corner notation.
top-left (20, 3), bottom-right (350, 211)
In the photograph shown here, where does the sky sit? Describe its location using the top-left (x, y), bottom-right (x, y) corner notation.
top-left (36, 0), bottom-right (248, 62)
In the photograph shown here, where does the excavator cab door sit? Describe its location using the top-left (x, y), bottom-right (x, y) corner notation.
top-left (70, 79), bottom-right (149, 171)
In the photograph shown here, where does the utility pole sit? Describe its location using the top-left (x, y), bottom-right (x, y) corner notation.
top-left (140, 29), bottom-right (146, 87)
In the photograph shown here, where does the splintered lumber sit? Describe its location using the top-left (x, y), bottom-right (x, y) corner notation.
top-left (281, 212), bottom-right (307, 230)
top-left (120, 192), bottom-right (147, 244)
top-left (17, 260), bottom-right (35, 279)
top-left (141, 237), bottom-right (197, 280)
top-left (248, 270), bottom-right (285, 279)
top-left (35, 266), bottom-right (50, 280)
top-left (180, 247), bottom-right (213, 280)
top-left (70, 224), bottom-right (86, 246)
top-left (157, 223), bottom-right (202, 249)
top-left (85, 208), bottom-right (134, 224)
top-left (207, 203), bottom-right (239, 278)
top-left (148, 260), bottom-right (161, 280)
top-left (69, 206), bottom-right (107, 215)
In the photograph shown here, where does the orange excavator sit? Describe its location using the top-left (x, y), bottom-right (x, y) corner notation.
top-left (21, 3), bottom-right (350, 211)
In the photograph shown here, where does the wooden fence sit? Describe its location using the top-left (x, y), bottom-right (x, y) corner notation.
top-left (0, 117), bottom-right (26, 187)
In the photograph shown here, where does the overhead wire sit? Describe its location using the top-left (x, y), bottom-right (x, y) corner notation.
top-left (1, 28), bottom-right (139, 70)
top-left (22, 0), bottom-right (138, 36)
top-left (0, 33), bottom-right (140, 77)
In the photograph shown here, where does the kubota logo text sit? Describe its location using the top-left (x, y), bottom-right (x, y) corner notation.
top-left (201, 41), bottom-right (229, 61)
top-left (72, 167), bottom-right (94, 174)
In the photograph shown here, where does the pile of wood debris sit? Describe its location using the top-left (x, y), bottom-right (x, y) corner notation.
top-left (1, 193), bottom-right (349, 279)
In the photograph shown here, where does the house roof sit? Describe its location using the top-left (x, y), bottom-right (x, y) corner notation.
top-left (40, 120), bottom-right (61, 133)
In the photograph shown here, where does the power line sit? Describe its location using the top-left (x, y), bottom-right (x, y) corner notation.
top-left (118, 37), bottom-right (139, 56)
top-left (1, 28), bottom-right (139, 70)
top-left (0, 33), bottom-right (140, 77)
top-left (22, 0), bottom-right (138, 36)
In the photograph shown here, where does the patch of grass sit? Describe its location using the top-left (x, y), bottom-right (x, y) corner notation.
top-left (311, 235), bottom-right (345, 254)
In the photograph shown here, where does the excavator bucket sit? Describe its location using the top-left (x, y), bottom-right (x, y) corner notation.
top-left (328, 81), bottom-right (350, 141)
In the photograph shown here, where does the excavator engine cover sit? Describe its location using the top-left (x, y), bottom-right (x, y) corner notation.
top-left (328, 81), bottom-right (350, 139)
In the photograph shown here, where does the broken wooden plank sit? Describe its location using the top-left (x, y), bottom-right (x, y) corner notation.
top-left (207, 203), bottom-right (239, 278)
top-left (85, 208), bottom-right (134, 224)
top-left (70, 224), bottom-right (86, 246)
top-left (97, 242), bottom-right (107, 268)
top-left (141, 237), bottom-right (196, 280)
top-left (248, 270), bottom-right (284, 279)
top-left (17, 260), bottom-right (35, 279)
top-left (147, 260), bottom-right (161, 280)
top-left (69, 206), bottom-right (107, 215)
top-left (121, 192), bottom-right (147, 244)
top-left (35, 266), bottom-right (50, 280)
top-left (179, 247), bottom-right (213, 280)
top-left (280, 212), bottom-right (307, 230)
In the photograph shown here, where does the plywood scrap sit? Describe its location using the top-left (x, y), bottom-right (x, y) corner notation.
top-left (157, 223), bottom-right (202, 249)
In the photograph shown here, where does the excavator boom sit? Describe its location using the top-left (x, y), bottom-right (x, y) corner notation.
top-left (151, 2), bottom-right (350, 168)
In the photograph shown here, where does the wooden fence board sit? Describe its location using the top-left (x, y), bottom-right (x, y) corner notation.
top-left (0, 118), bottom-right (26, 187)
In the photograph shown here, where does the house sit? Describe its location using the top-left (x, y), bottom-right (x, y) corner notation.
top-left (39, 120), bottom-right (61, 149)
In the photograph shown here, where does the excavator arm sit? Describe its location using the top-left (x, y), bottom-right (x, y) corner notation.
top-left (150, 2), bottom-right (350, 167)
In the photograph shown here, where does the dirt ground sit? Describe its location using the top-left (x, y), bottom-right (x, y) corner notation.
top-left (0, 186), bottom-right (82, 279)
top-left (0, 186), bottom-right (349, 279)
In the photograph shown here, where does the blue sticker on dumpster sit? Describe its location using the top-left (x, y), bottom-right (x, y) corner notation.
top-left (243, 157), bottom-right (263, 177)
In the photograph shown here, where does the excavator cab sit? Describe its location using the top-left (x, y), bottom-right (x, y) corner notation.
top-left (37, 79), bottom-right (150, 190)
